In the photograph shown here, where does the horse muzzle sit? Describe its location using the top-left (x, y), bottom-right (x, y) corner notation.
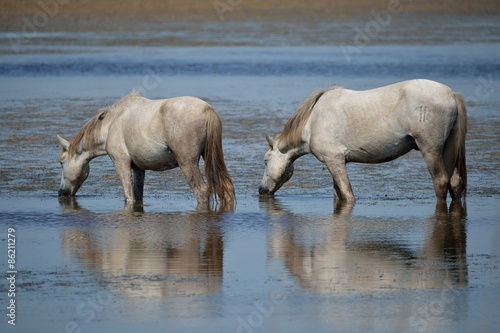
top-left (58, 188), bottom-right (73, 197)
top-left (258, 185), bottom-right (273, 195)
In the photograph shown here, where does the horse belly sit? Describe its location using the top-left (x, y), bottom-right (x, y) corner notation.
top-left (346, 135), bottom-right (416, 163)
top-left (130, 144), bottom-right (178, 171)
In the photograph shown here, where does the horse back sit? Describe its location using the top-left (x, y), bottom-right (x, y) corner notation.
top-left (315, 79), bottom-right (456, 131)
top-left (309, 80), bottom-right (456, 163)
top-left (107, 96), bottom-right (211, 170)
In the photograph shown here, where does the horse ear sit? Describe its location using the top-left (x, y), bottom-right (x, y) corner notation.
top-left (57, 135), bottom-right (70, 151)
top-left (264, 133), bottom-right (275, 148)
top-left (98, 111), bottom-right (107, 120)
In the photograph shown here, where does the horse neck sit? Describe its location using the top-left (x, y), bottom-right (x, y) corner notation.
top-left (90, 121), bottom-right (111, 158)
top-left (76, 120), bottom-right (110, 160)
top-left (74, 137), bottom-right (106, 162)
top-left (89, 136), bottom-right (108, 159)
top-left (277, 137), bottom-right (309, 161)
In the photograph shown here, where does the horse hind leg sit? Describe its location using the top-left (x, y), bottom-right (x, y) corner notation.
top-left (449, 169), bottom-right (464, 200)
top-left (131, 163), bottom-right (145, 202)
top-left (443, 142), bottom-right (463, 200)
top-left (418, 145), bottom-right (450, 202)
top-left (178, 159), bottom-right (209, 207)
top-left (443, 127), bottom-right (466, 201)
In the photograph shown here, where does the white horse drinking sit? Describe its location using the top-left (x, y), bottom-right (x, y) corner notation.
top-left (57, 92), bottom-right (235, 210)
top-left (259, 79), bottom-right (467, 202)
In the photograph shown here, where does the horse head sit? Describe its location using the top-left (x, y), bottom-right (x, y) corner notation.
top-left (258, 135), bottom-right (294, 195)
top-left (57, 135), bottom-right (90, 197)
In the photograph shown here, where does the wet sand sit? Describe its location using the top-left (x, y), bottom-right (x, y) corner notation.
top-left (2, 0), bottom-right (500, 26)
top-left (2, 0), bottom-right (500, 37)
top-left (2, 0), bottom-right (499, 51)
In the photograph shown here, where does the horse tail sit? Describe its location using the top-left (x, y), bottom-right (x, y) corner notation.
top-left (204, 107), bottom-right (236, 211)
top-left (444, 92), bottom-right (467, 199)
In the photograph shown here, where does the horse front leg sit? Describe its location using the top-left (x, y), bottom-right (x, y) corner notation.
top-left (112, 158), bottom-right (135, 204)
top-left (324, 156), bottom-right (355, 203)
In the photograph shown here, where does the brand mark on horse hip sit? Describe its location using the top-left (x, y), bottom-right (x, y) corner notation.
top-left (416, 106), bottom-right (431, 122)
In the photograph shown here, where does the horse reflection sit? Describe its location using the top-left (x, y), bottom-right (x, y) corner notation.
top-left (61, 208), bottom-right (223, 298)
top-left (58, 196), bottom-right (82, 211)
top-left (263, 199), bottom-right (467, 293)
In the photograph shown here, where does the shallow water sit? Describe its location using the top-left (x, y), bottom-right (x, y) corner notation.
top-left (1, 196), bottom-right (499, 333)
top-left (1, 14), bottom-right (500, 333)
